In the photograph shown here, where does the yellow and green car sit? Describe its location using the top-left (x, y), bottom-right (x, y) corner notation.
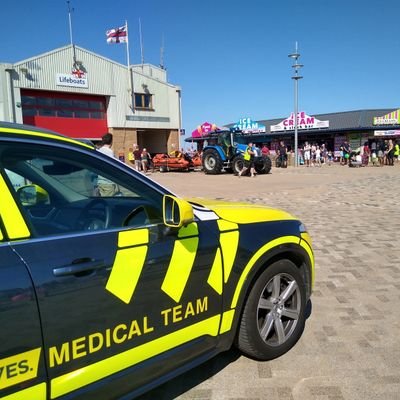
top-left (0, 122), bottom-right (314, 400)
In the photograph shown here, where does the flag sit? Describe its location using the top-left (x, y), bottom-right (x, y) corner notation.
top-left (106, 25), bottom-right (127, 43)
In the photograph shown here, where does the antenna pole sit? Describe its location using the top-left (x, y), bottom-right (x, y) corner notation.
top-left (139, 18), bottom-right (144, 66)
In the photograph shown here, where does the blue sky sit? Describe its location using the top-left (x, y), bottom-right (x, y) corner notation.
top-left (2, 0), bottom-right (400, 136)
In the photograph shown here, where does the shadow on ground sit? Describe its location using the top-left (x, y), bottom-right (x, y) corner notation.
top-left (136, 347), bottom-right (241, 400)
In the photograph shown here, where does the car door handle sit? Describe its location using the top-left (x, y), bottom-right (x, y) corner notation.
top-left (53, 259), bottom-right (106, 277)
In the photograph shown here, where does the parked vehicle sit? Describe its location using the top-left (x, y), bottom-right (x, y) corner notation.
top-left (197, 130), bottom-right (272, 175)
top-left (0, 122), bottom-right (313, 400)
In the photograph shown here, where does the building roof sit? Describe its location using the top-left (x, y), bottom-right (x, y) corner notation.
top-left (257, 108), bottom-right (400, 133)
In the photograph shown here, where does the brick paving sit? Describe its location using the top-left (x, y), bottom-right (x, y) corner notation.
top-left (138, 163), bottom-right (400, 400)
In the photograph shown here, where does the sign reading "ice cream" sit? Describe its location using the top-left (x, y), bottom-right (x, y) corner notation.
top-left (271, 112), bottom-right (329, 132)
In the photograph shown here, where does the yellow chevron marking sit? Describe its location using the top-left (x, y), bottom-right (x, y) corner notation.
top-left (178, 222), bottom-right (198, 238)
top-left (106, 229), bottom-right (149, 304)
top-left (50, 315), bottom-right (221, 398)
top-left (118, 228), bottom-right (149, 248)
top-left (207, 248), bottom-right (223, 295)
top-left (231, 236), bottom-right (301, 308)
top-left (0, 229), bottom-right (3, 241)
top-left (217, 219), bottom-right (238, 232)
top-left (161, 224), bottom-right (199, 302)
top-left (0, 175), bottom-right (30, 239)
top-left (106, 246), bottom-right (148, 304)
top-left (207, 221), bottom-right (239, 293)
top-left (219, 309), bottom-right (235, 334)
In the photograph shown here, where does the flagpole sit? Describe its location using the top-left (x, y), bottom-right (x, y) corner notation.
top-left (125, 20), bottom-right (135, 112)
top-left (67, 1), bottom-right (77, 66)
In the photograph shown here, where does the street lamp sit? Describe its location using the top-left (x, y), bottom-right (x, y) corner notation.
top-left (288, 42), bottom-right (303, 167)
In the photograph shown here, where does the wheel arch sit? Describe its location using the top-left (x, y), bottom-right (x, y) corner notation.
top-left (225, 242), bottom-right (313, 342)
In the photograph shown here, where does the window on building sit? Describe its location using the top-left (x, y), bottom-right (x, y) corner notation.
top-left (134, 93), bottom-right (153, 110)
top-left (20, 93), bottom-right (106, 121)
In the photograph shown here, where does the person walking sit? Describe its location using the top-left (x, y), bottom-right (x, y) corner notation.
top-left (238, 141), bottom-right (256, 177)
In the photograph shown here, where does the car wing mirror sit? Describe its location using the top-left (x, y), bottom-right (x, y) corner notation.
top-left (17, 184), bottom-right (49, 206)
top-left (163, 195), bottom-right (194, 228)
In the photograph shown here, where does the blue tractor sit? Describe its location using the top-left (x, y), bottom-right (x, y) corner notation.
top-left (200, 130), bottom-right (272, 175)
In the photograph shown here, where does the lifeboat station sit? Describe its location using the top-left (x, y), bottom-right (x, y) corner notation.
top-left (0, 44), bottom-right (182, 162)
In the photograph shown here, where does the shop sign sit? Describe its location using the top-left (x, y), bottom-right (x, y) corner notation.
top-left (270, 111), bottom-right (329, 132)
top-left (373, 109), bottom-right (400, 125)
top-left (56, 73), bottom-right (88, 88)
top-left (374, 130), bottom-right (400, 136)
top-left (233, 117), bottom-right (266, 133)
top-left (191, 122), bottom-right (218, 138)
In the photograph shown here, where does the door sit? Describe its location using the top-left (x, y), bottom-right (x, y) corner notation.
top-left (1, 141), bottom-right (223, 399)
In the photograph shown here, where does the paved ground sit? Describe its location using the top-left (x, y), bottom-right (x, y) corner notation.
top-left (139, 163), bottom-right (400, 400)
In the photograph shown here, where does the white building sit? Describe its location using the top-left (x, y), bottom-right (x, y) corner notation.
top-left (0, 45), bottom-right (182, 160)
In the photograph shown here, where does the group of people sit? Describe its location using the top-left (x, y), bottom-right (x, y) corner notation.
top-left (360, 139), bottom-right (399, 167)
top-left (128, 145), bottom-right (153, 173)
top-left (302, 142), bottom-right (332, 167)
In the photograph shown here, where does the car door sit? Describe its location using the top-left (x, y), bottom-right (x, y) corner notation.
top-left (0, 140), bottom-right (224, 400)
top-left (0, 178), bottom-right (47, 400)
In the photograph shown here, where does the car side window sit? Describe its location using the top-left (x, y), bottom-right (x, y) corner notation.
top-left (1, 143), bottom-right (164, 237)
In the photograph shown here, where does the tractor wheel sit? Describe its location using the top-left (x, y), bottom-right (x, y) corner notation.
top-left (232, 155), bottom-right (245, 175)
top-left (255, 157), bottom-right (272, 174)
top-left (202, 149), bottom-right (223, 174)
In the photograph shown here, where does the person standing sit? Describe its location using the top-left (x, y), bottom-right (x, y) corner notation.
top-left (133, 145), bottom-right (142, 171)
top-left (315, 146), bottom-right (321, 167)
top-left (394, 140), bottom-right (400, 163)
top-left (141, 148), bottom-right (149, 173)
top-left (303, 141), bottom-right (311, 167)
top-left (387, 139), bottom-right (395, 166)
top-left (98, 133), bottom-right (115, 158)
top-left (278, 140), bottom-right (288, 168)
top-left (97, 133), bottom-right (119, 196)
top-left (362, 142), bottom-right (370, 166)
top-left (239, 142), bottom-right (256, 177)
top-left (342, 141), bottom-right (351, 165)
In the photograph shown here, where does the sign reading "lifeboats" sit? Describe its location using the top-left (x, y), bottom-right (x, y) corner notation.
top-left (56, 73), bottom-right (88, 88)
top-left (270, 112), bottom-right (329, 132)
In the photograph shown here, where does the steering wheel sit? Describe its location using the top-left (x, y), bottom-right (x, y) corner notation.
top-left (77, 198), bottom-right (111, 231)
top-left (122, 206), bottom-right (149, 227)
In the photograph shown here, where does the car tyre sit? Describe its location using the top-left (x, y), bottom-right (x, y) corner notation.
top-left (237, 259), bottom-right (306, 361)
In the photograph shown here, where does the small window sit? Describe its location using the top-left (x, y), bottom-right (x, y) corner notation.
top-left (21, 96), bottom-right (36, 106)
top-left (73, 100), bottom-right (89, 109)
top-left (75, 110), bottom-right (90, 118)
top-left (37, 97), bottom-right (55, 107)
top-left (134, 93), bottom-right (153, 109)
top-left (58, 109), bottom-right (73, 118)
top-left (55, 98), bottom-right (73, 108)
top-left (22, 108), bottom-right (37, 116)
top-left (91, 111), bottom-right (103, 119)
top-left (89, 101), bottom-right (103, 110)
top-left (39, 109), bottom-right (56, 117)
